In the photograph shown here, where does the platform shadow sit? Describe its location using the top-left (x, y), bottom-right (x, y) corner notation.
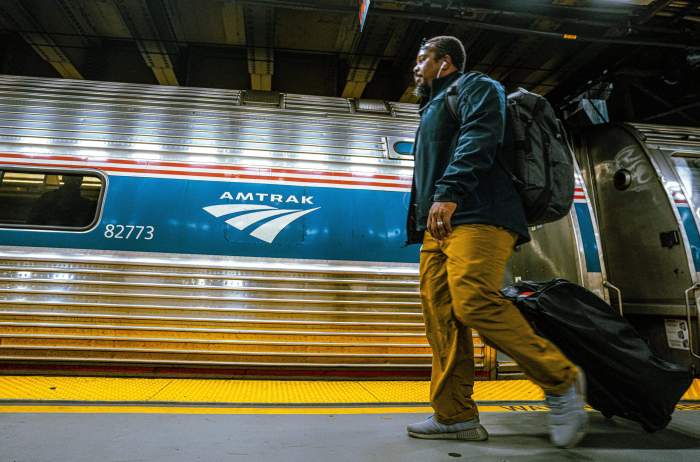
top-left (475, 431), bottom-right (700, 454)
top-left (476, 413), bottom-right (700, 451)
top-left (573, 414), bottom-right (700, 450)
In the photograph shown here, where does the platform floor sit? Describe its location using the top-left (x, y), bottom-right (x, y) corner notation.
top-left (1, 376), bottom-right (700, 461)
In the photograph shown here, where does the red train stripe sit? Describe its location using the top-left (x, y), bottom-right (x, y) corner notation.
top-left (1, 159), bottom-right (413, 188)
top-left (0, 152), bottom-right (411, 182)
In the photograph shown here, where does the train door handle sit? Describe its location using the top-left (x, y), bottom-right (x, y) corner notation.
top-left (684, 283), bottom-right (700, 360)
top-left (603, 280), bottom-right (623, 316)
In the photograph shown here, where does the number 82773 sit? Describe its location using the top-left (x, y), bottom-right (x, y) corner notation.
top-left (104, 224), bottom-right (155, 240)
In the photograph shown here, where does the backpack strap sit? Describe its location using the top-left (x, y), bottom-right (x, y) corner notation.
top-left (445, 72), bottom-right (493, 123)
top-left (444, 73), bottom-right (517, 184)
top-left (509, 90), bottom-right (529, 154)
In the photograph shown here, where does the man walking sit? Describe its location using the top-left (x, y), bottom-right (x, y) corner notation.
top-left (405, 36), bottom-right (587, 449)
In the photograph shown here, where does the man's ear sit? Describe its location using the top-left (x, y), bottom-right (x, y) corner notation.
top-left (443, 55), bottom-right (454, 69)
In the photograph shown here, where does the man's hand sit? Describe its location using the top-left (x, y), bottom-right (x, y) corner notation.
top-left (427, 201), bottom-right (457, 240)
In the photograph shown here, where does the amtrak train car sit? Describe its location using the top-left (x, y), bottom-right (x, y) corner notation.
top-left (574, 123), bottom-right (700, 376)
top-left (0, 74), bottom-right (604, 379)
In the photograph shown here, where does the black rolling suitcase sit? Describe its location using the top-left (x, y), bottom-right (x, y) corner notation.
top-left (501, 278), bottom-right (695, 432)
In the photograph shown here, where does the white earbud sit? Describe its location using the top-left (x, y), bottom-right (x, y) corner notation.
top-left (437, 61), bottom-right (447, 78)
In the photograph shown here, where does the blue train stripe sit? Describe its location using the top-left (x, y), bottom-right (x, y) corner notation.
top-left (0, 175), bottom-right (420, 264)
top-left (677, 205), bottom-right (700, 270)
top-left (574, 202), bottom-right (602, 273)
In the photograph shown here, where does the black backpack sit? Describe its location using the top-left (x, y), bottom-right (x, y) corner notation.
top-left (502, 279), bottom-right (695, 433)
top-left (446, 74), bottom-right (575, 225)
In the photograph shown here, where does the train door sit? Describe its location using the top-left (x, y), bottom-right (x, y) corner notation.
top-left (574, 123), bottom-right (700, 374)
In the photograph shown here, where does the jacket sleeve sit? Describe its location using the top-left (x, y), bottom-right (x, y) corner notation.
top-left (432, 77), bottom-right (506, 203)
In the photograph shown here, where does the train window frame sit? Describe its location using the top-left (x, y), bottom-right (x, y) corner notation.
top-left (670, 152), bottom-right (700, 209)
top-left (672, 152), bottom-right (700, 159)
top-left (0, 167), bottom-right (107, 232)
top-left (385, 136), bottom-right (415, 160)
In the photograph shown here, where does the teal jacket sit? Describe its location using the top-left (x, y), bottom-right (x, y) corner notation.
top-left (406, 71), bottom-right (530, 245)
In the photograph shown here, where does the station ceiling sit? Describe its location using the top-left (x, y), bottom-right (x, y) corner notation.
top-left (0, 0), bottom-right (699, 125)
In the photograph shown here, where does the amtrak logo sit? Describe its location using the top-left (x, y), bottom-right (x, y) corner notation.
top-left (203, 198), bottom-right (320, 244)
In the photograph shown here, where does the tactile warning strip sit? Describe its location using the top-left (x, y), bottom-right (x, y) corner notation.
top-left (0, 376), bottom-right (697, 405)
top-left (0, 376), bottom-right (412, 403)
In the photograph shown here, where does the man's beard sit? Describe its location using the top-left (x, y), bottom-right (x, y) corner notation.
top-left (414, 83), bottom-right (430, 98)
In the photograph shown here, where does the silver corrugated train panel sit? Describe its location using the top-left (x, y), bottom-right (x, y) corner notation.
top-left (0, 75), bottom-right (417, 176)
top-left (0, 249), bottom-right (437, 373)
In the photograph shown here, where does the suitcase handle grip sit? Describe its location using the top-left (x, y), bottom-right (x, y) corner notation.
top-left (684, 283), bottom-right (700, 360)
top-left (603, 280), bottom-right (623, 316)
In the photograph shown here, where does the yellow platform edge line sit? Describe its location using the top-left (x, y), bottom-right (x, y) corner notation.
top-left (3, 404), bottom-right (699, 415)
top-left (0, 405), bottom-right (543, 415)
top-left (0, 405), bottom-right (435, 415)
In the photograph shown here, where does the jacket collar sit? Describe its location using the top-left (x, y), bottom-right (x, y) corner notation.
top-left (429, 71), bottom-right (463, 99)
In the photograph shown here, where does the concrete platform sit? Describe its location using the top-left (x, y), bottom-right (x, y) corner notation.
top-left (2, 409), bottom-right (700, 462)
top-left (2, 376), bottom-right (699, 461)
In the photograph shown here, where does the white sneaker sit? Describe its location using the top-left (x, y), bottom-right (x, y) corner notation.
top-left (406, 415), bottom-right (488, 441)
top-left (545, 368), bottom-right (588, 448)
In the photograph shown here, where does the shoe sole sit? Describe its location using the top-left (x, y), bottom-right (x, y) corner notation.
top-left (408, 425), bottom-right (489, 441)
top-left (559, 411), bottom-right (588, 449)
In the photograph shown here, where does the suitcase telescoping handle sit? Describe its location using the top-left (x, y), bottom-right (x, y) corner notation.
top-left (603, 280), bottom-right (623, 316)
top-left (684, 283), bottom-right (700, 360)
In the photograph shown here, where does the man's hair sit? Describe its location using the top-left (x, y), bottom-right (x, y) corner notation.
top-left (420, 36), bottom-right (466, 72)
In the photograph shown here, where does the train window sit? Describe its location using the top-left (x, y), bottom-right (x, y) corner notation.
top-left (672, 155), bottom-right (700, 203)
top-left (354, 99), bottom-right (391, 115)
top-left (386, 136), bottom-right (414, 159)
top-left (0, 169), bottom-right (104, 230)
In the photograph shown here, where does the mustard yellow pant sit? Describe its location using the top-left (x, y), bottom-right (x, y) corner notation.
top-left (419, 224), bottom-right (577, 424)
